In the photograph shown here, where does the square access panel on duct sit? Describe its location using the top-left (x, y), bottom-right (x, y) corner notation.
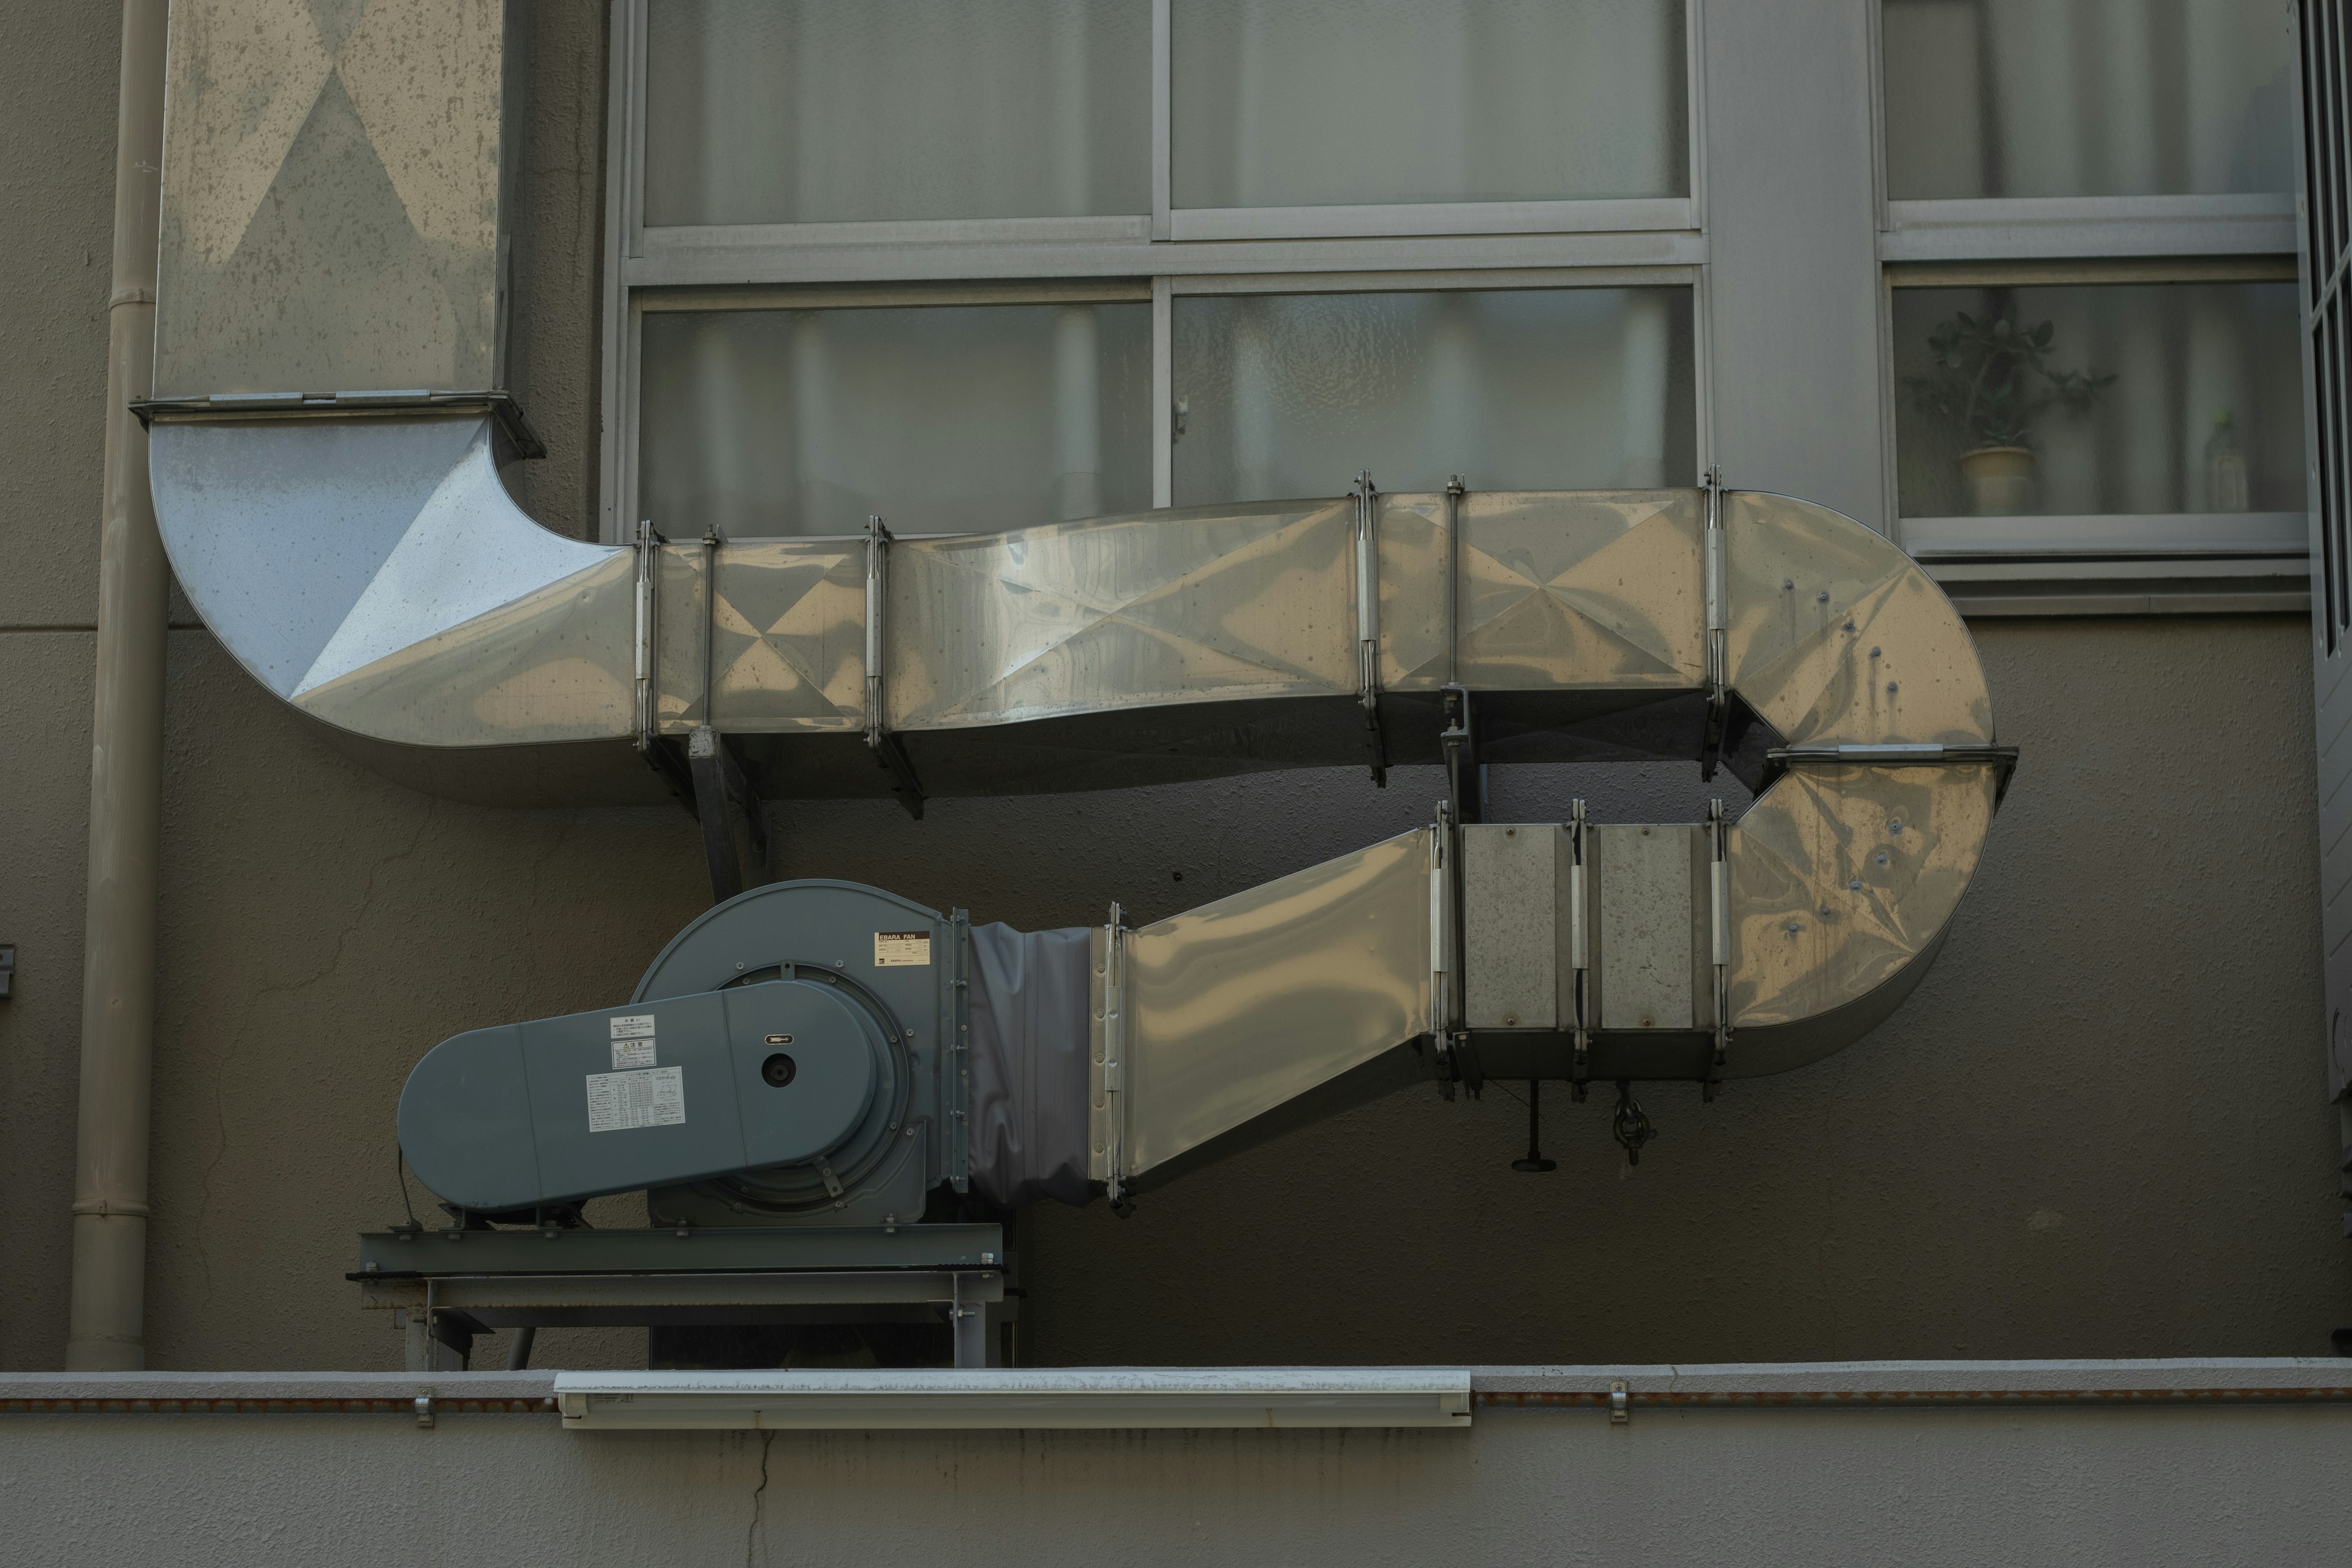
top-left (151, 0), bottom-right (524, 400)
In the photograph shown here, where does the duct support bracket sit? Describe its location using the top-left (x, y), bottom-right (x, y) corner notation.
top-left (1569, 798), bottom-right (1593, 1101)
top-left (1699, 465), bottom-right (1729, 782)
top-left (1354, 472), bottom-right (1388, 787)
top-left (948, 907), bottom-right (972, 1194)
top-left (685, 529), bottom-right (758, 905)
top-left (863, 516), bottom-right (927, 820)
top-left (1705, 797), bottom-right (1730, 1100)
top-left (131, 389), bottom-right (546, 461)
top-left (685, 727), bottom-right (766, 907)
top-left (1093, 903), bottom-right (1131, 1212)
top-left (632, 519), bottom-right (663, 753)
top-left (1431, 802), bottom-right (1455, 1082)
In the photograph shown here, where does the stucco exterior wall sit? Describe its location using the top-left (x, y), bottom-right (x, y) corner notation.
top-left (1, 4), bottom-right (2343, 1374)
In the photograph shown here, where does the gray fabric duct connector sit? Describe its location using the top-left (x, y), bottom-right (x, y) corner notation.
top-left (965, 924), bottom-right (1094, 1209)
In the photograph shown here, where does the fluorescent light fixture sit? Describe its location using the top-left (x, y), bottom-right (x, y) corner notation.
top-left (554, 1368), bottom-right (1472, 1431)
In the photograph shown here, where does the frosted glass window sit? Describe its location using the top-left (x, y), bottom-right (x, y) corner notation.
top-left (1172, 289), bottom-right (1694, 503)
top-left (1170, 0), bottom-right (1687, 209)
top-left (644, 0), bottom-right (1152, 227)
top-left (1881, 0), bottom-right (2294, 200)
top-left (639, 303), bottom-right (1153, 537)
top-left (1891, 282), bottom-right (2304, 518)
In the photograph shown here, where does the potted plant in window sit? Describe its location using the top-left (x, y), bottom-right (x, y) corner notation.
top-left (1906, 311), bottom-right (2110, 516)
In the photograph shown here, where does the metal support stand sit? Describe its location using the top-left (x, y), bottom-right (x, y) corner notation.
top-left (687, 729), bottom-right (743, 905)
top-left (1705, 797), bottom-right (1731, 1100)
top-left (360, 1224), bottom-right (1013, 1372)
top-left (1510, 1080), bottom-right (1556, 1172)
top-left (1569, 797), bottom-right (1592, 1101)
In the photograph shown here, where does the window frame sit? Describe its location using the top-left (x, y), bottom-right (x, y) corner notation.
top-left (598, 0), bottom-right (1709, 541)
top-left (1869, 0), bottom-right (2310, 611)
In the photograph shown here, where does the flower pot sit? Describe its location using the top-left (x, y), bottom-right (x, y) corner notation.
top-left (1959, 445), bottom-right (2034, 516)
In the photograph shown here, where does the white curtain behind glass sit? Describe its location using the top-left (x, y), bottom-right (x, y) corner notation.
top-left (1881, 0), bottom-right (2294, 199)
top-left (1170, 0), bottom-right (1685, 209)
top-left (640, 304), bottom-right (1154, 537)
top-left (645, 0), bottom-right (1152, 225)
top-left (1171, 289), bottom-right (1693, 503)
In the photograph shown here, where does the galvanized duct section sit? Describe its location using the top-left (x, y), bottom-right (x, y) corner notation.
top-left (152, 463), bottom-right (1992, 801)
top-left (1084, 742), bottom-right (2000, 1198)
top-left (144, 0), bottom-right (2011, 1146)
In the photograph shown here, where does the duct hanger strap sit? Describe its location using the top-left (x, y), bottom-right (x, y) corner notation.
top-left (131, 390), bottom-right (546, 459)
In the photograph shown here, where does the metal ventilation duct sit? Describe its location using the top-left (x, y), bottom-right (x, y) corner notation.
top-left (148, 1), bottom-right (2014, 1117)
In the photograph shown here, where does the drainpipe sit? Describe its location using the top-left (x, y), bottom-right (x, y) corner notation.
top-left (67, 0), bottom-right (170, 1371)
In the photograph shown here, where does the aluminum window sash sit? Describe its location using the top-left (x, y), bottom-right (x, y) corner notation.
top-left (1151, 276), bottom-right (1172, 507)
top-left (621, 0), bottom-right (648, 264)
top-left (640, 217), bottom-right (1153, 254)
top-left (631, 281), bottom-right (1155, 314)
top-left (1151, 0), bottom-right (1171, 243)
top-left (1901, 513), bottom-right (2312, 562)
top-left (604, 0), bottom-right (650, 544)
top-left (1166, 198), bottom-right (1696, 244)
top-left (1684, 0), bottom-right (1706, 233)
top-left (1881, 195), bottom-right (2298, 263)
top-left (1163, 265), bottom-right (1700, 296)
top-left (1886, 257), bottom-right (2299, 288)
top-left (620, 230), bottom-right (1708, 290)
top-left (617, 291), bottom-right (646, 546)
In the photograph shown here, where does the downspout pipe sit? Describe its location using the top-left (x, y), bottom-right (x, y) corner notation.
top-left (67, 0), bottom-right (170, 1372)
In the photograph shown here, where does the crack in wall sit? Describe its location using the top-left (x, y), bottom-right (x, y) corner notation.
top-left (744, 1428), bottom-right (774, 1568)
top-left (191, 799), bottom-right (438, 1307)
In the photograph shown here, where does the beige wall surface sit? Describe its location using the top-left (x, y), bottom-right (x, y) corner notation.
top-left (2, 5), bottom-right (2345, 1373)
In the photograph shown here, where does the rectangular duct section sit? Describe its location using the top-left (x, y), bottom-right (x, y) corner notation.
top-left (1090, 830), bottom-right (1433, 1197)
top-left (148, 0), bottom-right (523, 417)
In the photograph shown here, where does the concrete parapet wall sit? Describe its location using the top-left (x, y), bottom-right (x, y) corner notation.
top-left (4, 1363), bottom-right (2350, 1567)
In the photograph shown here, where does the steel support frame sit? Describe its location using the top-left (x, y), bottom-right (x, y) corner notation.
top-left (371, 1268), bottom-right (1012, 1373)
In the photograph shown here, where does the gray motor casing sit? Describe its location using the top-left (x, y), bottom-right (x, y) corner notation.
top-left (397, 981), bottom-right (892, 1213)
top-left (394, 879), bottom-right (1099, 1224)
